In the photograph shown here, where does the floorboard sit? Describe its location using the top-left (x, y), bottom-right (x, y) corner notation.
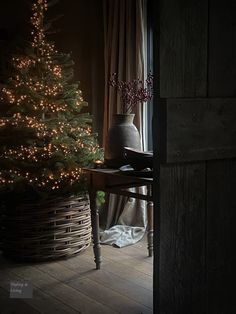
top-left (0, 238), bottom-right (153, 314)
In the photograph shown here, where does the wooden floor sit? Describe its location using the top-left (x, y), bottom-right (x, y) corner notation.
top-left (0, 237), bottom-right (153, 314)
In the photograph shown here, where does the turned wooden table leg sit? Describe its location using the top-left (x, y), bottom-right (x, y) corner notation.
top-left (147, 184), bottom-right (154, 257)
top-left (89, 188), bottom-right (102, 269)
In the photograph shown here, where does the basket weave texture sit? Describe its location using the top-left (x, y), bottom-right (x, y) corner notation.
top-left (0, 194), bottom-right (91, 261)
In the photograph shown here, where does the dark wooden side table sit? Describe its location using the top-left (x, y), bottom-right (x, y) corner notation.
top-left (84, 168), bottom-right (153, 269)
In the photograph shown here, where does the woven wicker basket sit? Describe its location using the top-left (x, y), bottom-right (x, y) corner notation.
top-left (0, 194), bottom-right (91, 261)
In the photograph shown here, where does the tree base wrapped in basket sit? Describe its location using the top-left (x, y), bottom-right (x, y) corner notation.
top-left (0, 194), bottom-right (91, 262)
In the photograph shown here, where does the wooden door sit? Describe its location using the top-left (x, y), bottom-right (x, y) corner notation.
top-left (153, 0), bottom-right (236, 313)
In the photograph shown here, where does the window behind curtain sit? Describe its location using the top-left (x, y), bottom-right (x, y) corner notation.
top-left (143, 0), bottom-right (153, 151)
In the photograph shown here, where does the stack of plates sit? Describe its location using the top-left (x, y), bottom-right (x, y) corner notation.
top-left (124, 147), bottom-right (153, 171)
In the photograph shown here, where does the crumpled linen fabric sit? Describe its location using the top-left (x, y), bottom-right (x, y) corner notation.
top-left (100, 187), bottom-right (147, 247)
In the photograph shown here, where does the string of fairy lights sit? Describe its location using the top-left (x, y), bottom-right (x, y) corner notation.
top-left (0, 168), bottom-right (83, 190)
top-left (0, 0), bottom-right (99, 192)
top-left (2, 139), bottom-right (98, 161)
top-left (0, 113), bottom-right (93, 139)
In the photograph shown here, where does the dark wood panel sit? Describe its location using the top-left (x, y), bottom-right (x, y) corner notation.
top-left (156, 0), bottom-right (236, 312)
top-left (160, 0), bottom-right (208, 98)
top-left (209, 0), bottom-right (236, 97)
top-left (207, 159), bottom-right (236, 313)
top-left (165, 98), bottom-right (236, 162)
top-left (159, 163), bottom-right (206, 313)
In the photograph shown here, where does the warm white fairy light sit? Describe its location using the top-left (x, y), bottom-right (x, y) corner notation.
top-left (2, 81), bottom-right (65, 112)
top-left (0, 113), bottom-right (49, 137)
top-left (3, 146), bottom-right (40, 162)
top-left (53, 65), bottom-right (62, 77)
top-left (0, 0), bottom-right (100, 193)
top-left (1, 88), bottom-right (16, 104)
top-left (0, 0), bottom-right (78, 116)
top-left (0, 168), bottom-right (83, 190)
top-left (1, 138), bottom-right (90, 162)
top-left (12, 57), bottom-right (36, 69)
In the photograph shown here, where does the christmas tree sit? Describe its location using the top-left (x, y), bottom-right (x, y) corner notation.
top-left (0, 0), bottom-right (101, 200)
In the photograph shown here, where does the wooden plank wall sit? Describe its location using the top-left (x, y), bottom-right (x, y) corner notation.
top-left (206, 160), bottom-right (236, 313)
top-left (206, 1), bottom-right (236, 312)
top-left (159, 164), bottom-right (206, 313)
top-left (166, 98), bottom-right (236, 162)
top-left (159, 0), bottom-right (208, 97)
top-left (154, 0), bottom-right (236, 313)
top-left (208, 0), bottom-right (236, 97)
